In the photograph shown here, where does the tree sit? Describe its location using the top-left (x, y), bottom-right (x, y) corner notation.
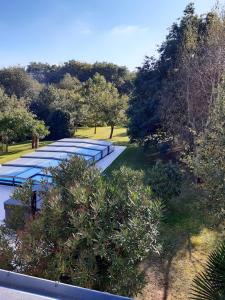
top-left (0, 67), bottom-right (42, 99)
top-left (26, 60), bottom-right (133, 95)
top-left (85, 73), bottom-right (127, 137)
top-left (85, 73), bottom-right (108, 134)
top-left (31, 120), bottom-right (49, 149)
top-left (127, 3), bottom-right (195, 144)
top-left (58, 73), bottom-right (82, 91)
top-left (0, 109), bottom-right (29, 152)
top-left (127, 4), bottom-right (225, 147)
top-left (0, 87), bottom-right (21, 113)
top-left (53, 88), bottom-right (88, 134)
top-left (102, 93), bottom-right (127, 139)
top-left (0, 107), bottom-right (48, 152)
top-left (7, 158), bottom-right (162, 297)
top-left (30, 86), bottom-right (71, 139)
top-left (127, 56), bottom-right (162, 144)
top-left (190, 241), bottom-right (225, 300)
top-left (161, 6), bottom-right (225, 148)
top-left (189, 80), bottom-right (225, 217)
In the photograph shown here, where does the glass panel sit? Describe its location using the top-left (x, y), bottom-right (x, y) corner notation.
top-left (58, 138), bottom-right (112, 146)
top-left (52, 142), bottom-right (106, 150)
top-left (37, 146), bottom-right (100, 157)
top-left (0, 166), bottom-right (30, 176)
top-left (23, 151), bottom-right (69, 160)
top-left (16, 167), bottom-right (41, 179)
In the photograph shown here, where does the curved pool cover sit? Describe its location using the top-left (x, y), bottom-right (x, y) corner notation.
top-left (0, 138), bottom-right (114, 186)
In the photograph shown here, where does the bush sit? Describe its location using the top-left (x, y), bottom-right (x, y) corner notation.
top-left (3, 158), bottom-right (162, 297)
top-left (147, 161), bottom-right (182, 201)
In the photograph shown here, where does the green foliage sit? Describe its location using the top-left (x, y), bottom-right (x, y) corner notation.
top-left (30, 86), bottom-right (71, 139)
top-left (147, 161), bottom-right (182, 201)
top-left (127, 3), bottom-right (225, 148)
top-left (0, 226), bottom-right (13, 270)
top-left (127, 3), bottom-right (197, 144)
top-left (127, 2), bottom-right (196, 144)
top-left (58, 73), bottom-right (82, 91)
top-left (31, 74), bottom-right (127, 139)
top-left (27, 60), bottom-right (133, 95)
top-left (0, 94), bottom-right (48, 152)
top-left (31, 120), bottom-right (49, 139)
top-left (190, 81), bottom-right (225, 216)
top-left (85, 73), bottom-right (127, 138)
top-left (0, 67), bottom-right (42, 99)
top-left (127, 57), bottom-right (161, 144)
top-left (9, 158), bottom-right (162, 297)
top-left (190, 241), bottom-right (225, 300)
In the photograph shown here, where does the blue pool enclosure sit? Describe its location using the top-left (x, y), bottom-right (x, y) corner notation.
top-left (0, 138), bottom-right (114, 187)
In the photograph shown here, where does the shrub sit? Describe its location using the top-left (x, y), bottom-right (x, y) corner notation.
top-left (147, 161), bottom-right (182, 201)
top-left (3, 157), bottom-right (162, 297)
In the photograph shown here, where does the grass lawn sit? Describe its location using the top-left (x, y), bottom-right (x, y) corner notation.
top-left (76, 126), bottom-right (153, 174)
top-left (0, 141), bottom-right (51, 164)
top-left (137, 182), bottom-right (225, 300)
top-left (76, 126), bottom-right (129, 144)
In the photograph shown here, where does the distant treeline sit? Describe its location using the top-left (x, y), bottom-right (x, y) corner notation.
top-left (0, 61), bottom-right (132, 147)
top-left (26, 60), bottom-right (134, 95)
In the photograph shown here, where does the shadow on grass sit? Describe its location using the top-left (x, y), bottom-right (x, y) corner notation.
top-left (105, 144), bottom-right (154, 177)
top-left (145, 181), bottom-right (218, 300)
top-left (112, 131), bottom-right (128, 138)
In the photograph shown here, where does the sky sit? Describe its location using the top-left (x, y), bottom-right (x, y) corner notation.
top-left (0, 0), bottom-right (220, 70)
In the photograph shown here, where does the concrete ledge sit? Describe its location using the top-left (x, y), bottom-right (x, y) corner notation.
top-left (0, 269), bottom-right (131, 300)
top-left (96, 146), bottom-right (126, 172)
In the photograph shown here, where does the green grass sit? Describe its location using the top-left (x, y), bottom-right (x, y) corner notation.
top-left (0, 141), bottom-right (51, 164)
top-left (76, 126), bottom-right (129, 144)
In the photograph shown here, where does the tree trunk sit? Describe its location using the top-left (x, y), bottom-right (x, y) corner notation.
top-left (94, 124), bottom-right (97, 134)
top-left (35, 136), bottom-right (39, 149)
top-left (109, 125), bottom-right (114, 139)
top-left (32, 136), bottom-right (35, 149)
top-left (5, 143), bottom-right (8, 153)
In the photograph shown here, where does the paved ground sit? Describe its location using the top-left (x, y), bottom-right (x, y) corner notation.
top-left (0, 286), bottom-right (54, 300)
top-left (96, 146), bottom-right (126, 172)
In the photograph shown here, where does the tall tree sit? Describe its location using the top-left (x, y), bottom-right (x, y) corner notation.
top-left (127, 3), bottom-right (225, 147)
top-left (127, 56), bottom-right (162, 144)
top-left (161, 6), bottom-right (225, 147)
top-left (189, 80), bottom-right (225, 217)
top-left (85, 73), bottom-right (127, 137)
top-left (85, 73), bottom-right (107, 134)
top-left (30, 86), bottom-right (71, 139)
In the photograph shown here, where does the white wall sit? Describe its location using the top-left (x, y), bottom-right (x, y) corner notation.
top-left (0, 185), bottom-right (15, 223)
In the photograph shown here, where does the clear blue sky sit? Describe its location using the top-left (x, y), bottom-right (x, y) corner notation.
top-left (0, 0), bottom-right (218, 70)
